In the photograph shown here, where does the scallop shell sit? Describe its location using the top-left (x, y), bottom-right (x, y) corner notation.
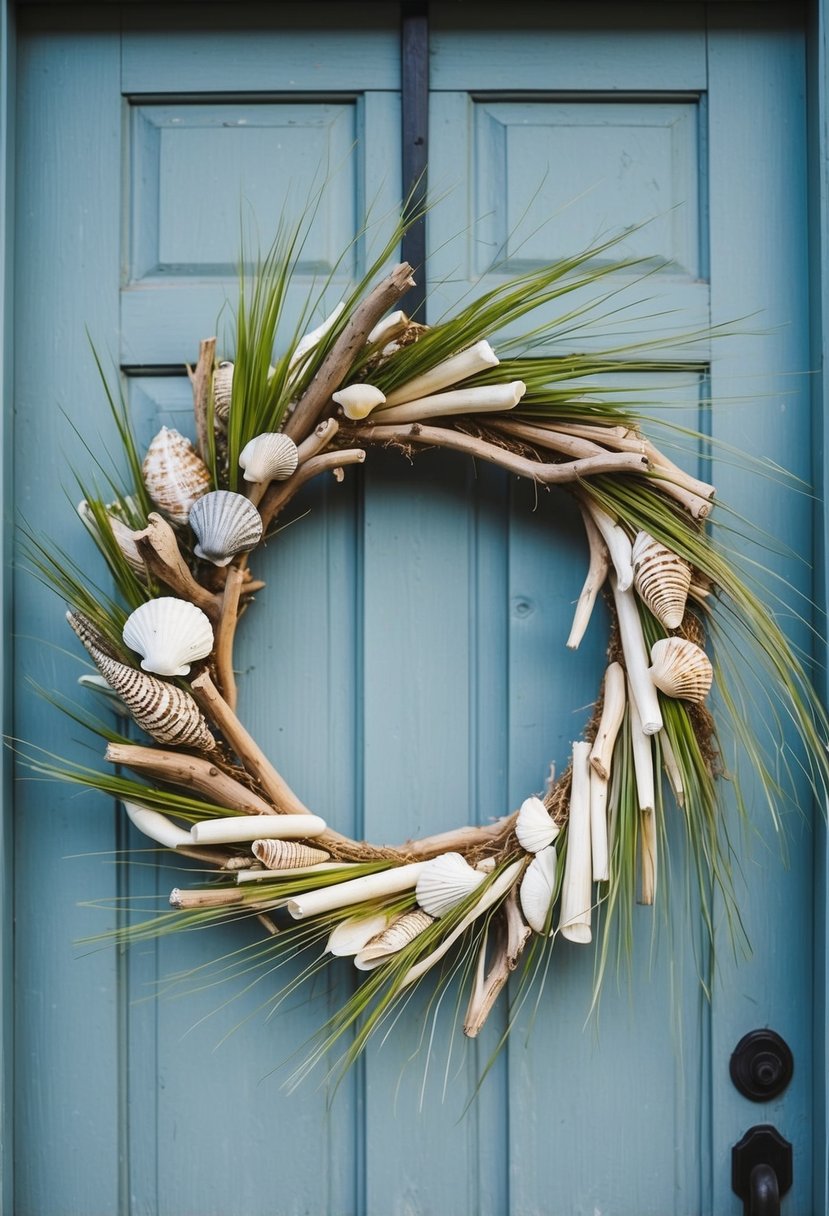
top-left (251, 839), bottom-right (330, 870)
top-left (515, 795), bottom-right (560, 853)
top-left (354, 909), bottom-right (435, 970)
top-left (122, 597), bottom-right (214, 677)
top-left (213, 361), bottom-right (234, 423)
top-left (632, 532), bottom-right (692, 629)
top-left (238, 433), bottom-right (299, 484)
top-left (331, 383), bottom-right (386, 421)
top-left (519, 845), bottom-right (558, 935)
top-left (415, 852), bottom-right (485, 919)
top-left (648, 636), bottom-right (713, 703)
top-left (142, 427), bottom-right (212, 525)
top-left (189, 491), bottom-right (263, 567)
top-left (77, 500), bottom-right (145, 576)
top-left (326, 911), bottom-right (391, 957)
top-left (67, 611), bottom-right (215, 750)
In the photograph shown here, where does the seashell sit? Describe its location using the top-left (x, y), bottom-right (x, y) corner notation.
top-left (519, 845), bottom-right (558, 935)
top-left (515, 795), bottom-right (560, 853)
top-left (189, 491), bottom-right (263, 567)
top-left (415, 851), bottom-right (485, 919)
top-left (67, 611), bottom-right (215, 749)
top-left (367, 310), bottom-right (409, 346)
top-left (632, 531), bottom-right (692, 629)
top-left (332, 383), bottom-right (386, 421)
top-left (78, 500), bottom-right (145, 576)
top-left (213, 361), bottom-right (234, 423)
top-left (238, 433), bottom-right (299, 484)
top-left (142, 427), bottom-right (212, 525)
top-left (327, 910), bottom-right (391, 957)
top-left (383, 340), bottom-right (500, 407)
top-left (354, 909), bottom-right (435, 970)
top-left (288, 303), bottom-right (345, 374)
top-left (122, 597), bottom-right (214, 677)
top-left (648, 636), bottom-right (713, 704)
top-left (251, 839), bottom-right (330, 870)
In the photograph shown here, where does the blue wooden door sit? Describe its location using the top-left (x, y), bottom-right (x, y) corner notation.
top-left (11, 4), bottom-right (819, 1213)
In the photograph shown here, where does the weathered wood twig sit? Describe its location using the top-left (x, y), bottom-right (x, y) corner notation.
top-left (187, 337), bottom-right (216, 463)
top-left (106, 742), bottom-right (277, 815)
top-left (133, 513), bottom-right (221, 623)
top-left (567, 503), bottom-right (611, 649)
top-left (463, 889), bottom-right (531, 1037)
top-left (258, 449), bottom-right (366, 532)
top-left (491, 418), bottom-right (605, 459)
top-left (214, 563), bottom-right (245, 708)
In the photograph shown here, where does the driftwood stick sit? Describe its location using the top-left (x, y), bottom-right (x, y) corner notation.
top-left (567, 502), bottom-right (611, 650)
top-left (258, 449), bottom-right (366, 532)
top-left (106, 743), bottom-right (277, 815)
top-left (463, 889), bottom-right (531, 1038)
top-left (283, 262), bottom-right (415, 443)
top-left (174, 844), bottom-right (240, 868)
top-left (297, 417), bottom-right (340, 464)
top-left (214, 564), bottom-right (245, 709)
top-left (133, 513), bottom-right (221, 623)
top-left (401, 813), bottom-right (518, 860)
top-left (187, 337), bottom-right (216, 463)
top-left (491, 419), bottom-right (605, 459)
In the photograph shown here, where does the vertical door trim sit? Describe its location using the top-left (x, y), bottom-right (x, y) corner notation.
top-left (401, 0), bottom-right (428, 315)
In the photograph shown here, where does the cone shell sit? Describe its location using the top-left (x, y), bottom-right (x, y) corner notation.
top-left (67, 612), bottom-right (215, 750)
top-left (122, 597), bottom-right (214, 677)
top-left (251, 839), bottom-right (330, 870)
top-left (649, 636), bottom-right (713, 703)
top-left (415, 852), bottom-right (485, 918)
top-left (238, 433), bottom-right (299, 484)
top-left (515, 795), bottom-right (560, 853)
top-left (519, 845), bottom-right (557, 935)
top-left (142, 427), bottom-right (212, 525)
top-left (332, 383), bottom-right (386, 421)
top-left (632, 532), bottom-right (692, 629)
top-left (213, 361), bottom-right (233, 423)
top-left (327, 911), bottom-right (391, 957)
top-left (354, 909), bottom-right (434, 970)
top-left (189, 490), bottom-right (263, 567)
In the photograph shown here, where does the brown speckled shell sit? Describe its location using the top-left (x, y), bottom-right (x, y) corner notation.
top-left (142, 427), bottom-right (212, 525)
top-left (649, 636), bottom-right (713, 704)
top-left (632, 532), bottom-right (692, 630)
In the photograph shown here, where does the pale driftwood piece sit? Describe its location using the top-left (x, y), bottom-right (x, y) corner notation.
top-left (256, 913), bottom-right (281, 936)
top-left (559, 741), bottom-right (593, 944)
top-left (647, 462), bottom-right (714, 520)
top-left (283, 262), bottom-right (415, 443)
top-left (611, 573), bottom-right (663, 736)
top-left (175, 844), bottom-right (240, 868)
top-left (492, 418), bottom-right (605, 459)
top-left (187, 337), bottom-right (217, 463)
top-left (215, 563), bottom-right (245, 709)
top-left (169, 886), bottom-right (278, 911)
top-left (463, 889), bottom-right (531, 1038)
top-left (401, 813), bottom-right (518, 859)
top-left (589, 662), bottom-right (626, 780)
top-left (567, 503), bottom-right (611, 649)
top-left (297, 417), bottom-right (339, 463)
top-left (643, 441), bottom-right (716, 501)
top-left (580, 497), bottom-right (634, 591)
top-left (258, 449), bottom-right (366, 532)
top-left (351, 423), bottom-right (650, 483)
top-left (629, 685), bottom-right (657, 905)
top-left (106, 742), bottom-right (277, 815)
top-left (133, 513), bottom-right (221, 623)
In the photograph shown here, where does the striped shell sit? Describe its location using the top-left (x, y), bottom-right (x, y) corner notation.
top-left (354, 909), bottom-right (434, 970)
top-left (515, 795), bottom-right (559, 853)
top-left (238, 433), bottom-right (299, 484)
top-left (632, 532), bottom-right (692, 629)
top-left (332, 383), bottom-right (386, 421)
top-left (213, 361), bottom-right (233, 423)
top-left (189, 491), bottom-right (263, 567)
top-left (415, 852), bottom-right (485, 919)
top-left (519, 845), bottom-right (558, 935)
top-left (649, 636), bottom-right (713, 704)
top-left (251, 839), bottom-right (330, 870)
top-left (142, 427), bottom-right (211, 525)
top-left (67, 612), bottom-right (215, 750)
top-left (327, 911), bottom-right (391, 957)
top-left (122, 597), bottom-right (214, 677)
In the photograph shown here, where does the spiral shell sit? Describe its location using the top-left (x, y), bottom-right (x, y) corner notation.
top-left (515, 795), bottom-right (559, 854)
top-left (142, 428), bottom-right (211, 526)
top-left (632, 532), bottom-right (692, 629)
top-left (519, 845), bottom-right (558, 935)
top-left (122, 597), bottom-right (214, 677)
top-left (67, 611), bottom-right (215, 750)
top-left (648, 636), bottom-right (713, 703)
top-left (189, 491), bottom-right (263, 567)
top-left (415, 852), bottom-right (485, 919)
top-left (354, 909), bottom-right (434, 970)
top-left (213, 361), bottom-right (233, 423)
top-left (238, 433), bottom-right (299, 484)
top-left (332, 383), bottom-right (386, 421)
top-left (251, 839), bottom-right (330, 870)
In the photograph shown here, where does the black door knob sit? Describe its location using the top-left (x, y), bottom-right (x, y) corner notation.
top-left (732, 1125), bottom-right (792, 1216)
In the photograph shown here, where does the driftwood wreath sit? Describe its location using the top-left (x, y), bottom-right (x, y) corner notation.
top-left (32, 223), bottom-right (829, 1083)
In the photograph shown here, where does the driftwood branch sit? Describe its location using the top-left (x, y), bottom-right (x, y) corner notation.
top-left (283, 262), bottom-right (415, 443)
top-left (214, 564), bottom-right (245, 709)
top-left (258, 449), bottom-right (366, 532)
top-left (463, 889), bottom-right (531, 1037)
top-left (187, 337), bottom-right (216, 463)
top-left (106, 743), bottom-right (277, 815)
top-left (491, 418), bottom-right (604, 459)
top-left (133, 513), bottom-right (221, 623)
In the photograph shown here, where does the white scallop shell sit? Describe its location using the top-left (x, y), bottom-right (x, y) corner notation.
top-left (648, 636), bottom-right (713, 703)
top-left (213, 361), bottom-right (234, 423)
top-left (632, 531), bottom-right (692, 629)
top-left (238, 433), bottom-right (299, 484)
top-left (354, 909), bottom-right (434, 970)
top-left (189, 491), bottom-right (263, 567)
top-left (331, 383), bottom-right (386, 421)
top-left (326, 910), bottom-right (391, 957)
top-left (142, 427), bottom-right (212, 525)
top-left (251, 839), bottom-right (330, 869)
top-left (415, 852), bottom-right (485, 919)
top-left (122, 597), bottom-right (214, 677)
top-left (515, 795), bottom-right (560, 853)
top-left (519, 845), bottom-right (558, 935)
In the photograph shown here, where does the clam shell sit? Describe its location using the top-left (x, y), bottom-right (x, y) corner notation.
top-left (238, 433), bottom-right (299, 484)
top-left (213, 361), bottom-right (234, 423)
top-left (354, 909), bottom-right (435, 970)
top-left (142, 427), bottom-right (212, 525)
top-left (515, 795), bottom-right (559, 853)
top-left (251, 839), bottom-right (330, 869)
top-left (67, 611), bottom-right (215, 750)
top-left (122, 597), bottom-right (214, 677)
top-left (632, 532), bottom-right (692, 629)
top-left (519, 845), bottom-right (558, 935)
top-left (415, 852), bottom-right (485, 918)
top-left (327, 911), bottom-right (391, 957)
top-left (367, 310), bottom-right (409, 346)
top-left (649, 636), bottom-right (713, 703)
top-left (189, 491), bottom-right (263, 567)
top-left (332, 383), bottom-right (386, 421)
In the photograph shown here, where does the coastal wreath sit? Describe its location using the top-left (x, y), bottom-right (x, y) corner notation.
top-left (32, 221), bottom-right (829, 1083)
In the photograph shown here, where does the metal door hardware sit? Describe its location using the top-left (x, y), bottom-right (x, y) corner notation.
top-left (732, 1124), bottom-right (793, 1216)
top-left (730, 1030), bottom-right (794, 1102)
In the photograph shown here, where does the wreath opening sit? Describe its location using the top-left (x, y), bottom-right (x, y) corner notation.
top-left (28, 217), bottom-right (829, 1083)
